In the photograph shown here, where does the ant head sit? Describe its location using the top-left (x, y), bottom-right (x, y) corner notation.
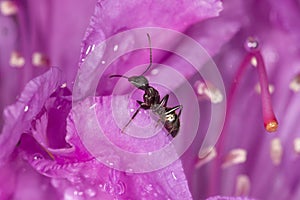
top-left (128, 75), bottom-right (149, 90)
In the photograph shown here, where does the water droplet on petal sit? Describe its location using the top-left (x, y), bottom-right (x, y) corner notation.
top-left (85, 44), bottom-right (96, 56)
top-left (85, 188), bottom-right (96, 197)
top-left (144, 184), bottom-right (153, 193)
top-left (33, 153), bottom-right (44, 161)
top-left (115, 181), bottom-right (126, 195)
top-left (101, 60), bottom-right (106, 65)
top-left (104, 183), bottom-right (114, 194)
top-left (245, 37), bottom-right (260, 52)
top-left (24, 105), bottom-right (29, 112)
top-left (171, 171), bottom-right (177, 180)
top-left (113, 45), bottom-right (119, 52)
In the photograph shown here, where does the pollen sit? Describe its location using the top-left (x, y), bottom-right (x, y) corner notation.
top-left (222, 149), bottom-right (247, 168)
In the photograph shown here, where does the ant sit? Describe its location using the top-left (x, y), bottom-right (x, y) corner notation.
top-left (109, 33), bottom-right (182, 138)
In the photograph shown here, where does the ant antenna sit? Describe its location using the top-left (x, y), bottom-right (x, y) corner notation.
top-left (141, 33), bottom-right (153, 75)
top-left (109, 74), bottom-right (129, 79)
top-left (109, 33), bottom-right (153, 79)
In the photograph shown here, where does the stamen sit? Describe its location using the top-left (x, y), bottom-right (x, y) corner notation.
top-left (241, 37), bottom-right (278, 132)
top-left (0, 1), bottom-right (18, 16)
top-left (9, 51), bottom-right (25, 68)
top-left (289, 74), bottom-right (300, 92)
top-left (195, 147), bottom-right (217, 168)
top-left (222, 149), bottom-right (247, 168)
top-left (253, 51), bottom-right (278, 132)
top-left (235, 174), bottom-right (251, 196)
top-left (270, 138), bottom-right (282, 165)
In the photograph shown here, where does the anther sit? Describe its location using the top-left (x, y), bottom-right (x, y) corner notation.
top-left (270, 138), bottom-right (282, 165)
top-left (293, 138), bottom-right (300, 154)
top-left (195, 147), bottom-right (217, 168)
top-left (289, 74), bottom-right (300, 92)
top-left (32, 52), bottom-right (50, 67)
top-left (9, 51), bottom-right (25, 67)
top-left (0, 1), bottom-right (18, 16)
top-left (255, 83), bottom-right (275, 94)
top-left (235, 174), bottom-right (251, 196)
top-left (222, 149), bottom-right (247, 168)
top-left (194, 81), bottom-right (223, 104)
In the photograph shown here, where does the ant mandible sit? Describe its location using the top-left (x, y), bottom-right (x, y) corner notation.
top-left (109, 33), bottom-right (182, 138)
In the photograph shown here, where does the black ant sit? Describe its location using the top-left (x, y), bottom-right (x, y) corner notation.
top-left (109, 33), bottom-right (182, 138)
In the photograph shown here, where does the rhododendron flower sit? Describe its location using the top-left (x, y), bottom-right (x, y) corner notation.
top-left (1, 0), bottom-right (300, 200)
top-left (0, 0), bottom-right (222, 199)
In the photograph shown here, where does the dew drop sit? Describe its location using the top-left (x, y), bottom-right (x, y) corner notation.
top-left (104, 183), bottom-right (114, 194)
top-left (115, 181), bottom-right (126, 195)
top-left (85, 44), bottom-right (95, 55)
top-left (144, 184), bottom-right (153, 193)
top-left (113, 45), bottom-right (119, 52)
top-left (61, 83), bottom-right (67, 88)
top-left (24, 105), bottom-right (29, 112)
top-left (85, 188), bottom-right (96, 197)
top-left (171, 171), bottom-right (177, 180)
top-left (101, 60), bottom-right (106, 65)
top-left (125, 168), bottom-right (134, 176)
top-left (245, 37), bottom-right (260, 52)
top-left (33, 153), bottom-right (44, 161)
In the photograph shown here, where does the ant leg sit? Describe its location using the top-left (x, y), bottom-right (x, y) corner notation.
top-left (159, 94), bottom-right (169, 107)
top-left (122, 106), bottom-right (142, 133)
top-left (122, 100), bottom-right (149, 133)
top-left (165, 105), bottom-right (183, 115)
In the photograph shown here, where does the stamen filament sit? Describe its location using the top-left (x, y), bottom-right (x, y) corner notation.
top-left (252, 51), bottom-right (278, 132)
